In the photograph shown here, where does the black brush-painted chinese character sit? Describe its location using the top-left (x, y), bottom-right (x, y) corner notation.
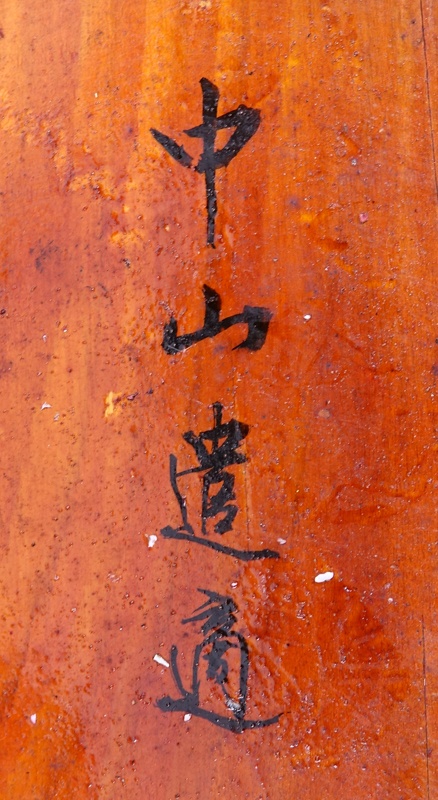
top-left (160, 403), bottom-right (279, 561)
top-left (162, 285), bottom-right (273, 355)
top-left (151, 78), bottom-right (261, 248)
top-left (157, 589), bottom-right (281, 733)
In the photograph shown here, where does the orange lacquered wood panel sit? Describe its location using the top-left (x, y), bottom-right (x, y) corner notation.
top-left (0, 0), bottom-right (438, 797)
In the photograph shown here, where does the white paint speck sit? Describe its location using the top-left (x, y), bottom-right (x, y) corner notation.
top-left (277, 538), bottom-right (287, 545)
top-left (71, 607), bottom-right (77, 612)
top-left (153, 654), bottom-right (169, 668)
top-left (148, 535), bottom-right (157, 549)
top-left (53, 413), bottom-right (60, 421)
top-left (30, 714), bottom-right (37, 724)
top-left (41, 402), bottom-right (52, 410)
top-left (184, 713), bottom-right (191, 722)
top-left (231, 582), bottom-right (238, 587)
top-left (54, 575), bottom-right (59, 581)
top-left (225, 698), bottom-right (241, 712)
top-left (315, 571), bottom-right (334, 584)
top-left (388, 597), bottom-right (394, 604)
top-left (95, 92), bottom-right (98, 98)
top-left (303, 314), bottom-right (311, 320)
top-left (42, 334), bottom-right (47, 342)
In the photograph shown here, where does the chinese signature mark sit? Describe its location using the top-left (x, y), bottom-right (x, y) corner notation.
top-left (162, 284), bottom-right (272, 355)
top-left (151, 78), bottom-right (261, 248)
top-left (157, 589), bottom-right (282, 732)
top-left (160, 403), bottom-right (280, 561)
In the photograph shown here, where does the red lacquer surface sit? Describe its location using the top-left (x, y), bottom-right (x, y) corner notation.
top-left (0, 0), bottom-right (438, 797)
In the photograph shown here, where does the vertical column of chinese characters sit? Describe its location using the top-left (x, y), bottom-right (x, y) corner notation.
top-left (151, 79), bottom-right (282, 733)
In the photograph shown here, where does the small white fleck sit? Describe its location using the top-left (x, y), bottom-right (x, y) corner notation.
top-left (120, 627), bottom-right (123, 631)
top-left (30, 714), bottom-right (37, 724)
top-left (184, 713), bottom-right (191, 722)
top-left (231, 582), bottom-right (238, 587)
top-left (351, 158), bottom-right (357, 165)
top-left (41, 402), bottom-right (52, 410)
top-left (71, 607), bottom-right (76, 612)
top-left (132, 700), bottom-right (136, 705)
top-left (277, 538), bottom-right (287, 545)
top-left (95, 92), bottom-right (98, 98)
top-left (154, 654), bottom-right (169, 668)
top-left (148, 534), bottom-right (157, 548)
top-left (42, 334), bottom-right (47, 342)
top-left (54, 575), bottom-right (59, 581)
top-left (388, 597), bottom-right (394, 604)
top-left (63, 328), bottom-right (67, 333)
top-left (225, 697), bottom-right (241, 712)
top-left (315, 571), bottom-right (334, 584)
top-left (303, 314), bottom-right (311, 320)
top-left (53, 413), bottom-right (60, 421)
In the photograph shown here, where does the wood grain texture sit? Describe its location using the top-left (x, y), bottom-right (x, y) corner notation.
top-left (0, 0), bottom-right (437, 797)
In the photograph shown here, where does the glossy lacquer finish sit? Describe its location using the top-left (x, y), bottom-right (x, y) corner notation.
top-left (1, 0), bottom-right (438, 797)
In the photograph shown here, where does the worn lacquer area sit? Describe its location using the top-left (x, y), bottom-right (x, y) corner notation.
top-left (0, 0), bottom-right (438, 797)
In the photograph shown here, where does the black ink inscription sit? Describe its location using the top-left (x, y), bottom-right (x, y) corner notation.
top-left (160, 403), bottom-right (280, 561)
top-left (161, 526), bottom-right (279, 561)
top-left (151, 78), bottom-right (261, 247)
top-left (157, 589), bottom-right (281, 733)
top-left (162, 285), bottom-right (272, 355)
top-left (177, 401), bottom-right (248, 537)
